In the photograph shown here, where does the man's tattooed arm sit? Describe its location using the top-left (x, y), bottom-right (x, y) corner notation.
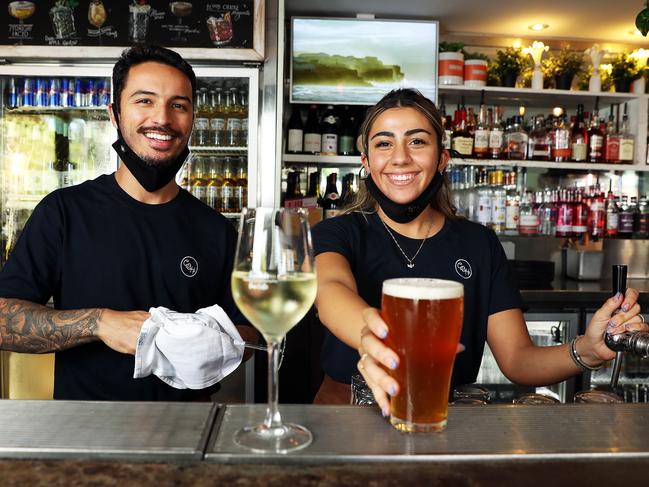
top-left (0, 298), bottom-right (102, 353)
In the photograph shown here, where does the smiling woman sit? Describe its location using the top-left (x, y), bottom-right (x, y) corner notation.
top-left (309, 88), bottom-right (645, 412)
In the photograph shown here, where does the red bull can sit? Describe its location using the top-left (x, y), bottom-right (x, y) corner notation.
top-left (6, 77), bottom-right (18, 108)
top-left (73, 78), bottom-right (83, 107)
top-left (61, 78), bottom-right (73, 107)
top-left (48, 78), bottom-right (61, 107)
top-left (22, 77), bottom-right (35, 106)
top-left (36, 78), bottom-right (48, 107)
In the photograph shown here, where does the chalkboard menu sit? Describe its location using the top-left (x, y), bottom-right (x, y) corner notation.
top-left (1, 1), bottom-right (255, 49)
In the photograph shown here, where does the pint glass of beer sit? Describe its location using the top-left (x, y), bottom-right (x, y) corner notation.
top-left (382, 278), bottom-right (464, 432)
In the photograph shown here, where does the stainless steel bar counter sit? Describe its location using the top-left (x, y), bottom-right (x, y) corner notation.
top-left (1, 400), bottom-right (649, 485)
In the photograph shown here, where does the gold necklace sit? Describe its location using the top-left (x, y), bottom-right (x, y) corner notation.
top-left (379, 216), bottom-right (434, 269)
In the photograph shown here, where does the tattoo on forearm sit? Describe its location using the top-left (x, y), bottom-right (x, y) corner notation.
top-left (0, 298), bottom-right (102, 353)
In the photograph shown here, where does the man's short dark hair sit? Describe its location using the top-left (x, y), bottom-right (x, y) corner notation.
top-left (112, 44), bottom-right (196, 117)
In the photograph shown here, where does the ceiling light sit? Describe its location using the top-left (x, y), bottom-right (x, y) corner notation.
top-left (529, 23), bottom-right (549, 31)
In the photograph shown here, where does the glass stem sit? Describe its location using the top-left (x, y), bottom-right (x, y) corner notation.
top-left (264, 339), bottom-right (283, 430)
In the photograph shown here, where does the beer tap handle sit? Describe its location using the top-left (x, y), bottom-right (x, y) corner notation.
top-left (607, 265), bottom-right (627, 391)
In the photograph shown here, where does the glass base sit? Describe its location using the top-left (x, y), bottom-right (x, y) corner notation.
top-left (390, 416), bottom-right (447, 433)
top-left (233, 423), bottom-right (313, 453)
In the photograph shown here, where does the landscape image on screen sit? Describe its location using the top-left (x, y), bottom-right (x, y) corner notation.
top-left (291, 18), bottom-right (437, 104)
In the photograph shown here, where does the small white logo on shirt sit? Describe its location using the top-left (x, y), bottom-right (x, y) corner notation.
top-left (454, 259), bottom-right (472, 279)
top-left (180, 256), bottom-right (198, 278)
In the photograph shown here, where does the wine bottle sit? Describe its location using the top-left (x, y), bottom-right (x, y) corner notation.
top-left (303, 105), bottom-right (321, 155)
top-left (286, 107), bottom-right (304, 154)
top-left (320, 105), bottom-right (338, 156)
top-left (322, 173), bottom-right (341, 218)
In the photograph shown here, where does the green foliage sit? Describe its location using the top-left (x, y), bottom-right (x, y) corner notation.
top-left (543, 47), bottom-right (585, 77)
top-left (610, 53), bottom-right (641, 82)
top-left (439, 41), bottom-right (464, 53)
top-left (486, 60), bottom-right (500, 86)
top-left (462, 50), bottom-right (490, 62)
top-left (493, 47), bottom-right (527, 76)
top-left (576, 65), bottom-right (614, 92)
top-left (636, 7), bottom-right (649, 36)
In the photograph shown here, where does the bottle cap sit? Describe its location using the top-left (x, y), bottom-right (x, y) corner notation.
top-left (611, 265), bottom-right (627, 294)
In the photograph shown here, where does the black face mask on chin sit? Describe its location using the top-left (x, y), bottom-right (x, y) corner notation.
top-left (112, 128), bottom-right (189, 193)
top-left (364, 164), bottom-right (445, 224)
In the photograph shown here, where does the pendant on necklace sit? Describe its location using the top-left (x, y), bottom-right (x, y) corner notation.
top-left (407, 263), bottom-right (414, 269)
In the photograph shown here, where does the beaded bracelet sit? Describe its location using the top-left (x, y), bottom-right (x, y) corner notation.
top-left (569, 335), bottom-right (603, 371)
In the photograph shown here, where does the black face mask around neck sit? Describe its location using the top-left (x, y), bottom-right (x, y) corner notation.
top-left (364, 169), bottom-right (444, 224)
top-left (112, 130), bottom-right (189, 193)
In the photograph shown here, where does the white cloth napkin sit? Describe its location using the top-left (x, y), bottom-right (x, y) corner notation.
top-left (133, 304), bottom-right (245, 389)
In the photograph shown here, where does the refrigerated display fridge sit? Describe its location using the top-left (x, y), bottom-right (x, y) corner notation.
top-left (0, 62), bottom-right (260, 400)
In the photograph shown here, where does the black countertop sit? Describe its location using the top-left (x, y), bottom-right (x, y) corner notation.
top-left (520, 278), bottom-right (649, 310)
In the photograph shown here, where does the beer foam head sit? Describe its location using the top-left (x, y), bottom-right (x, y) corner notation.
top-left (383, 278), bottom-right (463, 300)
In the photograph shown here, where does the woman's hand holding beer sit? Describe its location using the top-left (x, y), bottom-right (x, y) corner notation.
top-left (357, 307), bottom-right (400, 417)
top-left (581, 288), bottom-right (646, 363)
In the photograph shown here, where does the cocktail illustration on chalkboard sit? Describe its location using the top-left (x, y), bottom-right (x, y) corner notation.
top-left (129, 1), bottom-right (151, 43)
top-left (206, 12), bottom-right (233, 46)
top-left (8, 1), bottom-right (36, 45)
top-left (50, 0), bottom-right (77, 40)
top-left (170, 1), bottom-right (193, 43)
top-left (88, 0), bottom-right (107, 45)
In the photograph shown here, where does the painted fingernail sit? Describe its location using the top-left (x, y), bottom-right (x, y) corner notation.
top-left (389, 358), bottom-right (398, 370)
top-left (607, 320), bottom-right (617, 331)
top-left (615, 292), bottom-right (623, 300)
top-left (388, 385), bottom-right (397, 396)
top-left (378, 327), bottom-right (388, 339)
top-left (458, 343), bottom-right (466, 353)
top-left (622, 304), bottom-right (630, 312)
top-left (382, 407), bottom-right (390, 417)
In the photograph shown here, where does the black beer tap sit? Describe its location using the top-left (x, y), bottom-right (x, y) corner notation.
top-left (604, 265), bottom-right (649, 390)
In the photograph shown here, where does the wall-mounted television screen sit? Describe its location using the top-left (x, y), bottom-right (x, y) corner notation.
top-left (290, 17), bottom-right (438, 105)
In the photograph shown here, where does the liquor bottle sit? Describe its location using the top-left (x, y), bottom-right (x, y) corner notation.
top-left (209, 88), bottom-right (226, 147)
top-left (552, 116), bottom-right (571, 162)
top-left (286, 106), bottom-right (304, 154)
top-left (303, 105), bottom-right (321, 155)
top-left (340, 173), bottom-right (357, 207)
top-left (617, 195), bottom-right (634, 238)
top-left (234, 156), bottom-right (248, 211)
top-left (322, 173), bottom-right (341, 218)
top-left (605, 189), bottom-right (619, 237)
top-left (239, 87), bottom-right (249, 147)
top-left (619, 103), bottom-right (635, 164)
top-left (572, 190), bottom-right (589, 239)
top-left (490, 170), bottom-right (506, 234)
top-left (205, 156), bottom-right (222, 210)
top-left (570, 104), bottom-right (588, 162)
top-left (587, 97), bottom-right (605, 162)
top-left (306, 171), bottom-right (322, 206)
top-left (226, 87), bottom-right (243, 147)
top-left (476, 170), bottom-right (492, 228)
top-left (338, 106), bottom-right (356, 156)
top-left (589, 190), bottom-right (606, 239)
top-left (506, 115), bottom-right (528, 160)
top-left (555, 189), bottom-right (573, 238)
top-left (320, 105), bottom-right (338, 156)
top-left (462, 166), bottom-right (479, 222)
top-left (220, 157), bottom-right (236, 212)
top-left (630, 196), bottom-right (640, 235)
top-left (518, 191), bottom-right (539, 236)
top-left (189, 156), bottom-right (207, 203)
top-left (193, 89), bottom-right (210, 147)
top-left (473, 92), bottom-right (490, 158)
top-left (538, 189), bottom-right (556, 236)
top-left (451, 100), bottom-right (473, 157)
top-left (604, 104), bottom-right (620, 164)
top-left (504, 188), bottom-right (520, 236)
top-left (489, 106), bottom-right (504, 159)
top-left (529, 114), bottom-right (550, 161)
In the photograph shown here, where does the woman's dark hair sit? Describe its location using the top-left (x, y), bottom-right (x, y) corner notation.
top-left (112, 44), bottom-right (196, 117)
top-left (344, 88), bottom-right (456, 219)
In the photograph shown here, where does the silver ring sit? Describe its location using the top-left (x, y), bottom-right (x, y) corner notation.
top-left (640, 314), bottom-right (645, 323)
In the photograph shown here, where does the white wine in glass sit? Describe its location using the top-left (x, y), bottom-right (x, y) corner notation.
top-left (231, 207), bottom-right (317, 453)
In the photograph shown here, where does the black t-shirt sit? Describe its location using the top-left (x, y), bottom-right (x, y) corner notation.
top-left (312, 211), bottom-right (523, 386)
top-left (0, 174), bottom-right (243, 401)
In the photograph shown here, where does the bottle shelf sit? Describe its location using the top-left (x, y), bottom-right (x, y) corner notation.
top-left (190, 146), bottom-right (248, 154)
top-left (439, 85), bottom-right (645, 108)
top-left (6, 105), bottom-right (109, 113)
top-left (283, 153), bottom-right (649, 172)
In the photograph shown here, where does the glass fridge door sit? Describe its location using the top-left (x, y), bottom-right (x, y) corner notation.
top-left (183, 67), bottom-right (259, 222)
top-left (1, 65), bottom-right (116, 267)
top-left (475, 312), bottom-right (579, 403)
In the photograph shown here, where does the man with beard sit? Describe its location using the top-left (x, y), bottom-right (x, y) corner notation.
top-left (0, 45), bottom-right (255, 401)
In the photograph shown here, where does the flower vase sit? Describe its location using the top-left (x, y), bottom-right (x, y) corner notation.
top-left (589, 72), bottom-right (601, 92)
top-left (632, 77), bottom-right (646, 94)
top-left (531, 67), bottom-right (543, 90)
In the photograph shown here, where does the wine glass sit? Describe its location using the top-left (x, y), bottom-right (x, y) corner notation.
top-left (88, 0), bottom-right (107, 45)
top-left (8, 1), bottom-right (36, 45)
top-left (231, 207), bottom-right (317, 453)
